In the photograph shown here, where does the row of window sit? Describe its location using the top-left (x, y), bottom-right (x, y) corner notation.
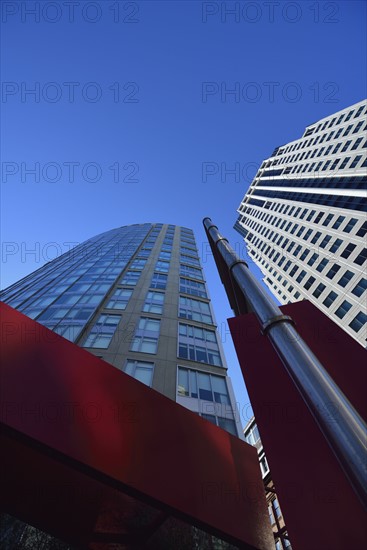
top-left (269, 132), bottom-right (366, 170)
top-left (124, 362), bottom-right (237, 435)
top-left (250, 189), bottom-right (366, 212)
top-left (242, 202), bottom-right (366, 237)
top-left (105, 286), bottom-right (214, 324)
top-left (83, 314), bottom-right (223, 365)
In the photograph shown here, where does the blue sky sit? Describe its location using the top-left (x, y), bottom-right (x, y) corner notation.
top-left (1, 0), bottom-right (366, 427)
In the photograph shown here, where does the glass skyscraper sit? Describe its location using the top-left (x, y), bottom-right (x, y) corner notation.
top-left (1, 222), bottom-right (242, 437)
top-left (235, 100), bottom-right (367, 346)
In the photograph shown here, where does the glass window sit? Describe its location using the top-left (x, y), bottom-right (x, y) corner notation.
top-left (130, 258), bottom-right (147, 270)
top-left (332, 215), bottom-right (345, 230)
top-left (180, 367), bottom-right (220, 400)
top-left (319, 235), bottom-right (332, 249)
top-left (307, 252), bottom-right (319, 266)
top-left (351, 278), bottom-right (367, 297)
top-left (340, 243), bottom-right (357, 259)
top-left (326, 264), bottom-right (341, 280)
top-left (304, 276), bottom-right (316, 290)
top-left (310, 231), bottom-right (321, 244)
top-left (124, 359), bottom-right (154, 386)
top-left (180, 264), bottom-right (203, 280)
top-left (337, 270), bottom-right (354, 288)
top-left (155, 260), bottom-right (170, 273)
top-left (343, 218), bottom-right (358, 233)
top-left (356, 221), bottom-right (367, 238)
top-left (179, 296), bottom-right (213, 324)
top-left (335, 301), bottom-right (352, 320)
top-left (323, 291), bottom-right (338, 308)
top-left (142, 291), bottom-right (165, 314)
top-left (329, 238), bottom-right (343, 254)
top-left (179, 277), bottom-right (207, 298)
top-left (130, 317), bottom-right (161, 354)
top-left (349, 312), bottom-right (367, 333)
top-left (106, 288), bottom-right (133, 310)
top-left (313, 283), bottom-right (326, 298)
top-left (180, 254), bottom-right (201, 267)
top-left (119, 270), bottom-right (141, 286)
top-left (273, 498), bottom-right (282, 519)
top-left (150, 272), bottom-right (168, 289)
top-left (316, 258), bottom-right (329, 272)
top-left (296, 270), bottom-right (306, 283)
top-left (178, 323), bottom-right (222, 367)
top-left (83, 314), bottom-right (121, 349)
top-left (353, 248), bottom-right (367, 266)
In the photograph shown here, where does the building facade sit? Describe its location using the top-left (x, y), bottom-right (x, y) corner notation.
top-left (0, 222), bottom-right (242, 437)
top-left (235, 99), bottom-right (367, 346)
top-left (244, 418), bottom-right (291, 550)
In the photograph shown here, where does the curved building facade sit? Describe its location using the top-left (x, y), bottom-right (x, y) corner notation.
top-left (1, 223), bottom-right (242, 437)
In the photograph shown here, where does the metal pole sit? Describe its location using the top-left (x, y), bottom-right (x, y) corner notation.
top-left (203, 217), bottom-right (367, 509)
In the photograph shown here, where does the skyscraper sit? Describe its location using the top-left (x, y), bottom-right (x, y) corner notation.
top-left (1, 222), bottom-right (242, 437)
top-left (234, 99), bottom-right (367, 346)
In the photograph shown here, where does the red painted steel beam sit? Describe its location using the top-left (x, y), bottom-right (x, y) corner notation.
top-left (229, 300), bottom-right (367, 550)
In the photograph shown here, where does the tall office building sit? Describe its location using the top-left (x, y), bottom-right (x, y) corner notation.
top-left (235, 99), bottom-right (367, 346)
top-left (0, 222), bottom-right (242, 437)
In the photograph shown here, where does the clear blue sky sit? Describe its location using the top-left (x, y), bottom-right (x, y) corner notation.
top-left (1, 0), bottom-right (366, 427)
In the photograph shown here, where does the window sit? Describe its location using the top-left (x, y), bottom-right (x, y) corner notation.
top-left (130, 317), bottom-right (160, 354)
top-left (180, 277), bottom-right (207, 298)
top-left (304, 276), bottom-right (316, 290)
top-left (259, 455), bottom-right (270, 477)
top-left (150, 272), bottom-right (168, 289)
top-left (178, 323), bottom-right (222, 367)
top-left (310, 231), bottom-right (321, 244)
top-left (300, 249), bottom-right (310, 261)
top-left (326, 264), bottom-right (341, 280)
top-left (323, 291), bottom-right (338, 308)
top-left (179, 296), bottom-right (213, 324)
top-left (155, 260), bottom-right (170, 273)
top-left (343, 218), bottom-right (358, 233)
top-left (106, 288), bottom-right (133, 310)
top-left (349, 312), bottom-right (367, 333)
top-left (332, 215), bottom-right (345, 230)
top-left (354, 248), bottom-right (367, 266)
top-left (83, 314), bottom-right (121, 349)
top-left (296, 270), bottom-right (306, 283)
top-left (124, 360), bottom-right (154, 386)
top-left (340, 243), bottom-right (357, 259)
top-left (316, 258), bottom-right (329, 272)
top-left (335, 301), bottom-right (352, 320)
top-left (313, 283), bottom-right (326, 298)
top-left (307, 252), bottom-right (319, 266)
top-left (180, 254), bottom-right (200, 267)
top-left (245, 425), bottom-right (260, 445)
top-left (143, 291), bottom-right (165, 314)
top-left (272, 498), bottom-right (282, 519)
top-left (289, 266), bottom-right (299, 278)
top-left (319, 235), bottom-right (332, 249)
top-left (337, 270), bottom-right (354, 288)
top-left (322, 213), bottom-right (333, 226)
top-left (329, 238), bottom-right (343, 254)
top-left (120, 270), bottom-right (141, 286)
top-left (130, 258), bottom-right (147, 270)
top-left (356, 221), bottom-right (367, 238)
top-left (352, 278), bottom-right (367, 298)
top-left (268, 505), bottom-right (275, 526)
top-left (180, 264), bottom-right (203, 280)
top-left (177, 367), bottom-right (229, 403)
